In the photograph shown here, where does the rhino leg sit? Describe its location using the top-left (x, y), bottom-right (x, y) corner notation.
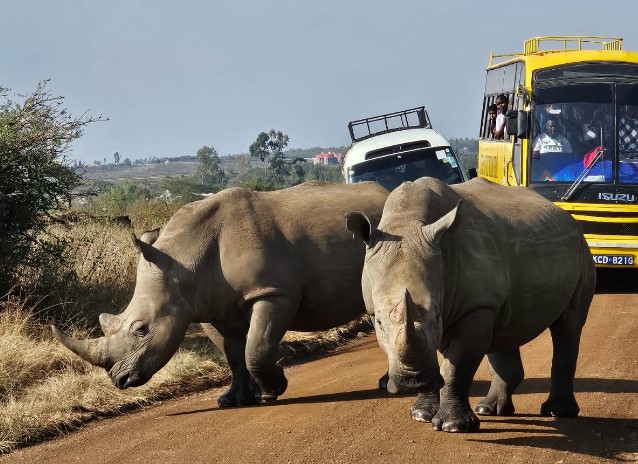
top-left (475, 348), bottom-right (524, 416)
top-left (245, 296), bottom-right (296, 403)
top-left (432, 309), bottom-right (495, 433)
top-left (540, 297), bottom-right (589, 418)
top-left (201, 323), bottom-right (257, 407)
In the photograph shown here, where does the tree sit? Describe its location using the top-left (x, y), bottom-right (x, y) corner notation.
top-left (113, 151), bottom-right (120, 165)
top-left (249, 130), bottom-right (302, 185)
top-left (234, 153), bottom-right (250, 180)
top-left (0, 80), bottom-right (103, 293)
top-left (194, 145), bottom-right (225, 186)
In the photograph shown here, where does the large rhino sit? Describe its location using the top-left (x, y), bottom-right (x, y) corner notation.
top-left (346, 177), bottom-right (596, 432)
top-left (53, 181), bottom-right (389, 406)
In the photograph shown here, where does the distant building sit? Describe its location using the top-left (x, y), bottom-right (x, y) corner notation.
top-left (311, 151), bottom-right (344, 166)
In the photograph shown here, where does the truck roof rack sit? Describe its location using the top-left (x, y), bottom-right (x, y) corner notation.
top-left (348, 106), bottom-right (431, 143)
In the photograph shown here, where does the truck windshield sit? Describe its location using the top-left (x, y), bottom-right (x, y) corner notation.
top-left (346, 148), bottom-right (463, 191)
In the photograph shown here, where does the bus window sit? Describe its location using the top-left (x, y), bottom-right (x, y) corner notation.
top-left (617, 84), bottom-right (638, 183)
top-left (530, 84), bottom-right (613, 183)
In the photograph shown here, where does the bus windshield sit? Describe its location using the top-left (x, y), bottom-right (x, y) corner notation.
top-left (347, 147), bottom-right (463, 191)
top-left (530, 83), bottom-right (638, 184)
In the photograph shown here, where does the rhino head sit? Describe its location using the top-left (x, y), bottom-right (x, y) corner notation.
top-left (52, 229), bottom-right (191, 389)
top-left (346, 203), bottom-right (460, 395)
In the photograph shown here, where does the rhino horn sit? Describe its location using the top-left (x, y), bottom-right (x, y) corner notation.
top-left (397, 289), bottom-right (422, 361)
top-left (99, 313), bottom-right (123, 336)
top-left (51, 325), bottom-right (109, 368)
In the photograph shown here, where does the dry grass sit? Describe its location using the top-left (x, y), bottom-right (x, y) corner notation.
top-left (0, 295), bottom-right (371, 454)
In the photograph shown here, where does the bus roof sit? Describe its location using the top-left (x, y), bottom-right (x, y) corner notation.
top-left (487, 35), bottom-right (632, 68)
top-left (343, 127), bottom-right (452, 168)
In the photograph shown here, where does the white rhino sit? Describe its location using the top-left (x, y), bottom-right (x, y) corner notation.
top-left (346, 177), bottom-right (596, 432)
top-left (53, 181), bottom-right (389, 406)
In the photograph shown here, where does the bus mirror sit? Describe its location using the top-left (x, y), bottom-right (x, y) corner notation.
top-left (507, 110), bottom-right (529, 139)
top-left (506, 110), bottom-right (518, 138)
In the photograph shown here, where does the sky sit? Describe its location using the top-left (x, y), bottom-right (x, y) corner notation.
top-left (3, 0), bottom-right (638, 164)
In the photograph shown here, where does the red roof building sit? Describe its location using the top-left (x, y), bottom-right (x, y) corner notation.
top-left (312, 151), bottom-right (344, 166)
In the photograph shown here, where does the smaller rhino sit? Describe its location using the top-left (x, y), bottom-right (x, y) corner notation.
top-left (346, 177), bottom-right (596, 432)
top-left (53, 181), bottom-right (389, 407)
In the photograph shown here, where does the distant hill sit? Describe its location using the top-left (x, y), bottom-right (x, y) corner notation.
top-left (80, 147), bottom-right (349, 182)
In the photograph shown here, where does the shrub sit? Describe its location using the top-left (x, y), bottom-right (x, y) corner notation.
top-left (0, 81), bottom-right (102, 294)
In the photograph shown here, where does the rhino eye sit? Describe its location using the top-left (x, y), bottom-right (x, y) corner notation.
top-left (132, 323), bottom-right (149, 338)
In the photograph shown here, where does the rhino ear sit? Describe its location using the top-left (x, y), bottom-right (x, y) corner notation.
top-left (422, 200), bottom-right (461, 246)
top-left (131, 233), bottom-right (170, 269)
top-left (345, 211), bottom-right (375, 245)
top-left (139, 228), bottom-right (160, 245)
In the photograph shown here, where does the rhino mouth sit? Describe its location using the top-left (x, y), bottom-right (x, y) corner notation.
top-left (386, 370), bottom-right (444, 395)
top-left (109, 370), bottom-right (146, 389)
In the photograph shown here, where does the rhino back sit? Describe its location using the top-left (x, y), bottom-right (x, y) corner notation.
top-left (156, 181), bottom-right (389, 331)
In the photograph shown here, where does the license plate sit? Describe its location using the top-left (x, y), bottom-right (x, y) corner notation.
top-left (592, 254), bottom-right (635, 266)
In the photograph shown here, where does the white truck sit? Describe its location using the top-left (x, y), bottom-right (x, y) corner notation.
top-left (343, 106), bottom-right (466, 190)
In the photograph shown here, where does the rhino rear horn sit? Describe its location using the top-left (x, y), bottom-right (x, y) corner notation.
top-left (99, 313), bottom-right (123, 336)
top-left (51, 325), bottom-right (109, 368)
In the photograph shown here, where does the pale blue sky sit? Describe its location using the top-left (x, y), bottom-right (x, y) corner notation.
top-left (2, 0), bottom-right (637, 163)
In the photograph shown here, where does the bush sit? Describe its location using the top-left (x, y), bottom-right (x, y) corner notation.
top-left (0, 81), bottom-right (102, 294)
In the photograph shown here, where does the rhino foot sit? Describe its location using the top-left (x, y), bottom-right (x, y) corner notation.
top-left (431, 402), bottom-right (480, 433)
top-left (252, 372), bottom-right (288, 404)
top-left (540, 396), bottom-right (579, 418)
top-left (218, 389), bottom-right (258, 408)
top-left (410, 392), bottom-right (440, 422)
top-left (475, 397), bottom-right (515, 416)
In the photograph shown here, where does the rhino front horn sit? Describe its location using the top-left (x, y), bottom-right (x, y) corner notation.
top-left (397, 289), bottom-right (422, 362)
top-left (51, 325), bottom-right (109, 368)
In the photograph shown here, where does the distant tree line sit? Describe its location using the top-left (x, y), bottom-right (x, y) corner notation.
top-left (449, 137), bottom-right (479, 154)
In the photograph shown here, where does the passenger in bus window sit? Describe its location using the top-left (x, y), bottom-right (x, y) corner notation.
top-left (532, 117), bottom-right (573, 157)
top-left (493, 94), bottom-right (508, 139)
top-left (487, 104), bottom-right (497, 138)
top-left (564, 103), bottom-right (600, 155)
top-left (618, 105), bottom-right (638, 156)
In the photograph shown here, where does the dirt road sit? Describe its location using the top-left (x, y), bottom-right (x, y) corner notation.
top-left (4, 285), bottom-right (637, 463)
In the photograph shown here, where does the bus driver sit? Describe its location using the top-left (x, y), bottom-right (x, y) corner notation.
top-left (532, 118), bottom-right (573, 157)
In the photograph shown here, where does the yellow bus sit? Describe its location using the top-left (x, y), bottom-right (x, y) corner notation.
top-left (477, 36), bottom-right (638, 268)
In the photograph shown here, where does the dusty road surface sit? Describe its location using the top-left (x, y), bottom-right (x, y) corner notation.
top-left (4, 284), bottom-right (637, 463)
